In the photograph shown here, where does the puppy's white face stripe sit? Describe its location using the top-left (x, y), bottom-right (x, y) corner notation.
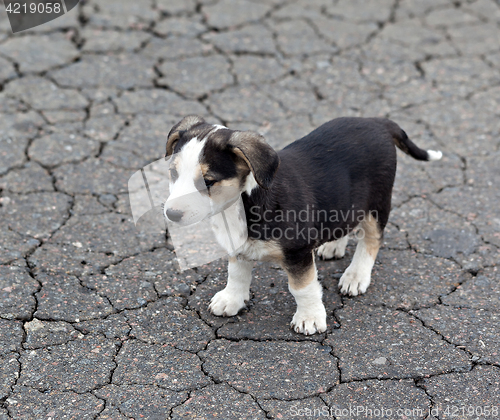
top-left (167, 136), bottom-right (205, 201)
top-left (165, 136), bottom-right (210, 225)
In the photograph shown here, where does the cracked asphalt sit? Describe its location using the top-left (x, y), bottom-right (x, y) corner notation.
top-left (0, 0), bottom-right (500, 418)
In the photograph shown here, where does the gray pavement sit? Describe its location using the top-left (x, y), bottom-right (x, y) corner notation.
top-left (0, 0), bottom-right (500, 418)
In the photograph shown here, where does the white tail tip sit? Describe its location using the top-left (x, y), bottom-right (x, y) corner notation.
top-left (427, 150), bottom-right (442, 161)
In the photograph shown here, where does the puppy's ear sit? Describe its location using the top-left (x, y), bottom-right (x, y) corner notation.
top-left (166, 115), bottom-right (206, 157)
top-left (228, 131), bottom-right (280, 189)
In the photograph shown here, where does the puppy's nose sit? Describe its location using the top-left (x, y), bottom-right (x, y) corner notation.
top-left (166, 208), bottom-right (183, 222)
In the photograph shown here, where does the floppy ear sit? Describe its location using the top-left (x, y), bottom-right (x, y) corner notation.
top-left (228, 131), bottom-right (280, 189)
top-left (166, 115), bottom-right (206, 157)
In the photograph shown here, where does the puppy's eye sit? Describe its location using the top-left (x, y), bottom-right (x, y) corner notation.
top-left (204, 178), bottom-right (217, 188)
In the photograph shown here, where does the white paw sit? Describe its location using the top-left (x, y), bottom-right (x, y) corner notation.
top-left (317, 238), bottom-right (347, 260)
top-left (208, 288), bottom-right (248, 317)
top-left (290, 305), bottom-right (327, 335)
top-left (338, 268), bottom-right (371, 296)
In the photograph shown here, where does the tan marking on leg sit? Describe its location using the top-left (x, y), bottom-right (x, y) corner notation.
top-left (338, 213), bottom-right (382, 296)
top-left (285, 255), bottom-right (317, 290)
top-left (361, 213), bottom-right (381, 260)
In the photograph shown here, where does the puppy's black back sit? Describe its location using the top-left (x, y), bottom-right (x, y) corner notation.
top-left (284, 117), bottom-right (396, 220)
top-left (244, 118), bottom-right (398, 253)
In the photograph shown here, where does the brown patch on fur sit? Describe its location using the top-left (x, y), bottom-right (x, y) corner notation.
top-left (218, 178), bottom-right (240, 189)
top-left (361, 213), bottom-right (381, 260)
top-left (285, 257), bottom-right (317, 290)
top-left (208, 177), bottom-right (241, 203)
top-left (199, 163), bottom-right (210, 177)
top-left (232, 148), bottom-right (253, 174)
top-left (241, 239), bottom-right (284, 264)
top-left (166, 132), bottom-right (181, 157)
top-left (234, 159), bottom-right (251, 189)
top-left (260, 242), bottom-right (285, 263)
top-left (203, 160), bottom-right (250, 192)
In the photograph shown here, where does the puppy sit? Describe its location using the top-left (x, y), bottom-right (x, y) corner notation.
top-left (164, 116), bottom-right (442, 335)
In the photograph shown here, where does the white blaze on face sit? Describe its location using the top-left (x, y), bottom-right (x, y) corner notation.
top-left (164, 137), bottom-right (211, 225)
top-left (167, 137), bottom-right (204, 200)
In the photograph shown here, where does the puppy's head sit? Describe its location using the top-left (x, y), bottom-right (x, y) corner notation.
top-left (164, 115), bottom-right (279, 225)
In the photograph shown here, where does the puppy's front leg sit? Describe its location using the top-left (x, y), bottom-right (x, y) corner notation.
top-left (209, 257), bottom-right (253, 317)
top-left (286, 255), bottom-right (327, 335)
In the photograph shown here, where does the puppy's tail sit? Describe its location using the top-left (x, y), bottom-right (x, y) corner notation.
top-left (392, 128), bottom-right (442, 161)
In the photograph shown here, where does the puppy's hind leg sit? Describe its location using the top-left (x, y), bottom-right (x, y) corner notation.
top-left (209, 257), bottom-right (253, 316)
top-left (339, 214), bottom-right (381, 296)
top-left (317, 235), bottom-right (348, 260)
top-left (286, 253), bottom-right (327, 335)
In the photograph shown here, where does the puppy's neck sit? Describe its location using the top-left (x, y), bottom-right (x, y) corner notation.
top-left (210, 198), bottom-right (248, 256)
